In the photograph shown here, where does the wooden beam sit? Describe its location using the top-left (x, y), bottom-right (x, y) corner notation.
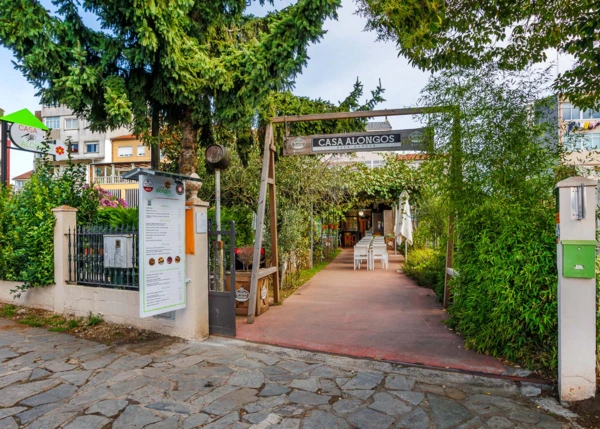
top-left (268, 134), bottom-right (280, 304)
top-left (257, 266), bottom-right (278, 279)
top-left (248, 123), bottom-right (273, 324)
top-left (271, 106), bottom-right (450, 123)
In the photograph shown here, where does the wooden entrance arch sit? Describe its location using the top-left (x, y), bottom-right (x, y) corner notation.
top-left (247, 107), bottom-right (460, 324)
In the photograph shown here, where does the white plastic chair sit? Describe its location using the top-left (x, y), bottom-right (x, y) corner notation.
top-left (354, 245), bottom-right (370, 270)
top-left (371, 245), bottom-right (388, 270)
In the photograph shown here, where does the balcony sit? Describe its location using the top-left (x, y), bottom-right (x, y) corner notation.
top-left (94, 176), bottom-right (136, 185)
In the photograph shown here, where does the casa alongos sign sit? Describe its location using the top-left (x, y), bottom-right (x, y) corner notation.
top-left (139, 174), bottom-right (186, 318)
top-left (2, 109), bottom-right (68, 160)
top-left (283, 128), bottom-right (430, 156)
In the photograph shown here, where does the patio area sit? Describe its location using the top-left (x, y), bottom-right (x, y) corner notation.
top-left (236, 248), bottom-right (507, 375)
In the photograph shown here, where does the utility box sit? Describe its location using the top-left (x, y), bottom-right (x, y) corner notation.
top-left (562, 240), bottom-right (596, 278)
top-left (103, 235), bottom-right (134, 269)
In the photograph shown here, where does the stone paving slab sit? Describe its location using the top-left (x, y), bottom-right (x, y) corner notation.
top-left (0, 320), bottom-right (580, 428)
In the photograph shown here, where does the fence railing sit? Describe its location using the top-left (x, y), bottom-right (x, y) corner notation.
top-left (95, 176), bottom-right (137, 185)
top-left (67, 225), bottom-right (139, 290)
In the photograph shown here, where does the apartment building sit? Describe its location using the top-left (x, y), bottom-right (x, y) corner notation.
top-left (41, 105), bottom-right (148, 206)
top-left (551, 98), bottom-right (600, 179)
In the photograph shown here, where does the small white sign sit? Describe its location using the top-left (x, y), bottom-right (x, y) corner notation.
top-left (236, 287), bottom-right (250, 302)
top-left (139, 174), bottom-right (186, 318)
top-left (196, 212), bottom-right (207, 234)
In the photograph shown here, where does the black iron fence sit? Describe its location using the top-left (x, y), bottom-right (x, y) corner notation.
top-left (67, 225), bottom-right (139, 290)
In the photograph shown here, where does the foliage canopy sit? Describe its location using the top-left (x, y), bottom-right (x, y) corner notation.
top-left (356, 0), bottom-right (600, 109)
top-left (0, 0), bottom-right (341, 173)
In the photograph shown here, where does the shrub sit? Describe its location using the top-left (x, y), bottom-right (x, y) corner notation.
top-left (448, 198), bottom-right (558, 370)
top-left (403, 248), bottom-right (446, 300)
top-left (95, 207), bottom-right (139, 228)
top-left (0, 149), bottom-right (101, 296)
top-left (208, 206), bottom-right (255, 247)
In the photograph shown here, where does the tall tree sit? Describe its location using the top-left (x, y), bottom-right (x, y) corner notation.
top-left (355, 0), bottom-right (600, 109)
top-left (0, 0), bottom-right (340, 174)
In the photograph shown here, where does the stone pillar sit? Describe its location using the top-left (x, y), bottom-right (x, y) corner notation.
top-left (172, 175), bottom-right (209, 340)
top-left (52, 206), bottom-right (78, 314)
top-left (556, 177), bottom-right (597, 401)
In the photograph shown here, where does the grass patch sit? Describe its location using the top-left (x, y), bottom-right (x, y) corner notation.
top-left (0, 304), bottom-right (16, 317)
top-left (18, 316), bottom-right (45, 327)
top-left (67, 319), bottom-right (80, 329)
top-left (86, 312), bottom-right (103, 327)
top-left (279, 248), bottom-right (342, 302)
top-left (48, 317), bottom-right (67, 326)
top-left (48, 326), bottom-right (68, 332)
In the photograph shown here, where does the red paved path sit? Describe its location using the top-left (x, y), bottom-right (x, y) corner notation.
top-left (236, 248), bottom-right (506, 375)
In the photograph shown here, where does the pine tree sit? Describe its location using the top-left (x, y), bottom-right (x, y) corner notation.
top-left (0, 0), bottom-right (340, 174)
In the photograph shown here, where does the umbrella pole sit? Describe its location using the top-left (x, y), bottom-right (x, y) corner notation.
top-left (404, 241), bottom-right (408, 263)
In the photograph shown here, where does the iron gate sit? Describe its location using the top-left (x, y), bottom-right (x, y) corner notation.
top-left (207, 220), bottom-right (236, 336)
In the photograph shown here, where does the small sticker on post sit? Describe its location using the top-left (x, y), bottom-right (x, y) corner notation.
top-left (196, 212), bottom-right (207, 233)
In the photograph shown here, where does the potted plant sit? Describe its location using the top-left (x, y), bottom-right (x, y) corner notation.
top-left (225, 246), bottom-right (270, 316)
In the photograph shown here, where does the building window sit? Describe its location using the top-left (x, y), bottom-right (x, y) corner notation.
top-left (44, 116), bottom-right (60, 129)
top-left (137, 145), bottom-right (146, 156)
top-left (562, 103), bottom-right (582, 121)
top-left (582, 109), bottom-right (600, 120)
top-left (69, 142), bottom-right (79, 153)
top-left (86, 142), bottom-right (99, 153)
top-left (582, 133), bottom-right (600, 150)
top-left (64, 118), bottom-right (79, 130)
top-left (118, 146), bottom-right (133, 157)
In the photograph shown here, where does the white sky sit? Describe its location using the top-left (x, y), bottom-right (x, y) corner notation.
top-left (0, 0), bottom-right (574, 181)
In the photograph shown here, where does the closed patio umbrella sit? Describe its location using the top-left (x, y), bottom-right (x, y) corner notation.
top-left (395, 191), bottom-right (412, 262)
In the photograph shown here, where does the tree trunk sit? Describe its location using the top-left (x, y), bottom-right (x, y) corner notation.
top-left (151, 103), bottom-right (160, 170)
top-left (178, 108), bottom-right (198, 176)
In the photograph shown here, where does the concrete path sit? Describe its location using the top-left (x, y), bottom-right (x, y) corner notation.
top-left (237, 249), bottom-right (507, 375)
top-left (0, 319), bottom-right (577, 428)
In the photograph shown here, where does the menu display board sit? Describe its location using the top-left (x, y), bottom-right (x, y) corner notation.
top-left (139, 174), bottom-right (186, 317)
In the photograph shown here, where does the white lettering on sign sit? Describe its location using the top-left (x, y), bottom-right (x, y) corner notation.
top-left (317, 134), bottom-right (397, 146)
top-left (236, 287), bottom-right (250, 302)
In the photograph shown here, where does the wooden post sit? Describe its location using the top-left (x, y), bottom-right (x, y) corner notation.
top-left (248, 124), bottom-right (274, 324)
top-left (268, 133), bottom-right (280, 304)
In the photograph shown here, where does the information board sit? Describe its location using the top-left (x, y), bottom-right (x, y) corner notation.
top-left (283, 128), bottom-right (429, 156)
top-left (139, 174), bottom-right (186, 317)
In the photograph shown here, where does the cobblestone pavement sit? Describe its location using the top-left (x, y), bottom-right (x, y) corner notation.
top-left (0, 319), bottom-right (581, 428)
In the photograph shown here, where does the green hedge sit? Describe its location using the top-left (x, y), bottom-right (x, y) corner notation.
top-left (403, 248), bottom-right (446, 301)
top-left (448, 198), bottom-right (558, 371)
top-left (0, 159), bottom-right (99, 297)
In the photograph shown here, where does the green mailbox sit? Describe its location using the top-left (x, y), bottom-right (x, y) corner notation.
top-left (562, 240), bottom-right (596, 279)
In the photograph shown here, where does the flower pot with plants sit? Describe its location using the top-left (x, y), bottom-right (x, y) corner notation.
top-left (225, 246), bottom-right (270, 316)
